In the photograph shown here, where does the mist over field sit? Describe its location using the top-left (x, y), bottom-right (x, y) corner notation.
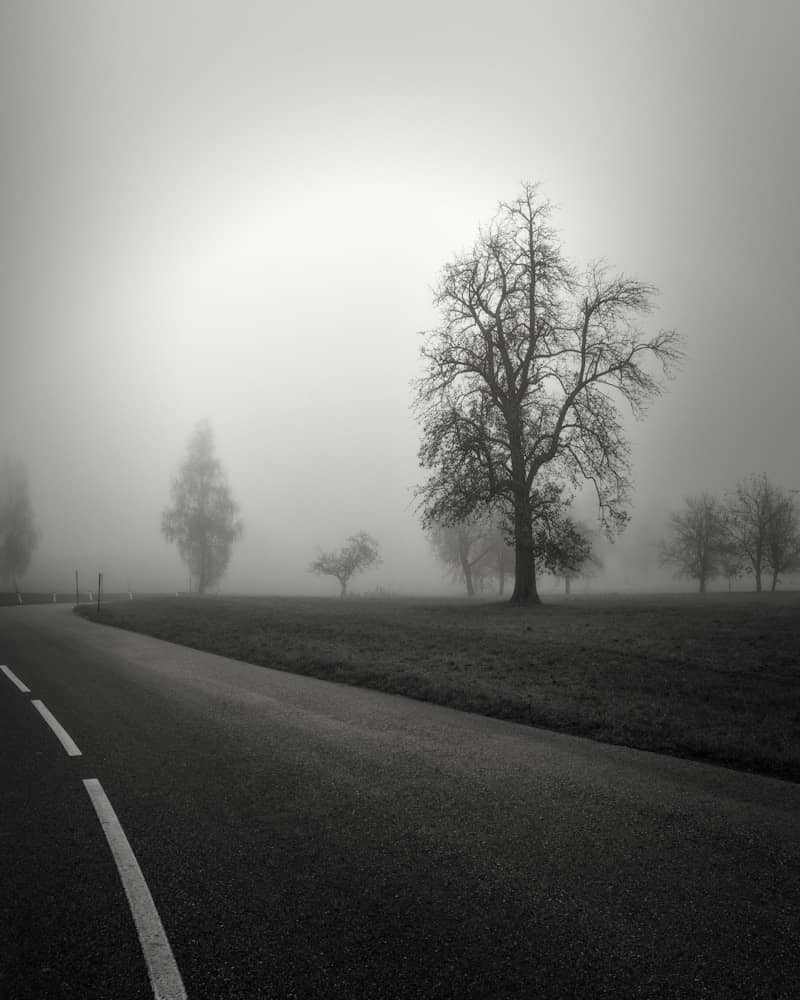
top-left (2, 0), bottom-right (799, 598)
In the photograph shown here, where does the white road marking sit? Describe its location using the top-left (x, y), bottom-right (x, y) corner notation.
top-left (31, 700), bottom-right (82, 756)
top-left (83, 779), bottom-right (187, 1000)
top-left (0, 664), bottom-right (30, 693)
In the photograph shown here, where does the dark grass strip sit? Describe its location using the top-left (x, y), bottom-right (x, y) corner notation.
top-left (76, 592), bottom-right (800, 782)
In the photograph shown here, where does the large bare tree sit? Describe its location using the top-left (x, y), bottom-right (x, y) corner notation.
top-left (414, 183), bottom-right (682, 604)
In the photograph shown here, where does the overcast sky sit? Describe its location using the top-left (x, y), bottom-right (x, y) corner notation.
top-left (2, 0), bottom-right (798, 594)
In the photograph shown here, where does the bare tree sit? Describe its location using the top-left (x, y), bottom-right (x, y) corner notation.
top-left (480, 523), bottom-right (515, 596)
top-left (162, 421), bottom-right (243, 594)
top-left (659, 495), bottom-right (730, 593)
top-left (0, 458), bottom-right (38, 596)
top-left (310, 531), bottom-right (381, 597)
top-left (763, 489), bottom-right (800, 591)
top-left (414, 182), bottom-right (682, 605)
top-left (725, 474), bottom-right (798, 592)
top-left (547, 520), bottom-right (602, 595)
top-left (428, 519), bottom-right (494, 596)
top-left (720, 551), bottom-right (745, 592)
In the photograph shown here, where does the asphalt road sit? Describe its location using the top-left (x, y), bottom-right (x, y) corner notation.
top-left (2, 603), bottom-right (799, 999)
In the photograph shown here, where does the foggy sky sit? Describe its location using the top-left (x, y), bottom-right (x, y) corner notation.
top-left (2, 1), bottom-right (799, 595)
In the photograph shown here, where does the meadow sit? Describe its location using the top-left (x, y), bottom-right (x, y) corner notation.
top-left (73, 591), bottom-right (800, 781)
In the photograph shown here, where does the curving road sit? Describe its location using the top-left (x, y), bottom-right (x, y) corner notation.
top-left (2, 602), bottom-right (799, 999)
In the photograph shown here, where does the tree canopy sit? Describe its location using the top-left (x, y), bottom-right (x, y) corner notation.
top-left (414, 182), bottom-right (682, 604)
top-left (162, 422), bottom-right (243, 593)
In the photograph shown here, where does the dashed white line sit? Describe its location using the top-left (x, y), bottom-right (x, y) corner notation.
top-left (31, 700), bottom-right (83, 757)
top-left (0, 664), bottom-right (30, 693)
top-left (83, 778), bottom-right (187, 1000)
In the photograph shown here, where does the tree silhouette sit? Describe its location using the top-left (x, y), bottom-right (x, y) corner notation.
top-left (162, 422), bottom-right (243, 593)
top-left (310, 531), bottom-right (381, 597)
top-left (660, 495), bottom-right (730, 593)
top-left (415, 182), bottom-right (682, 604)
top-left (0, 458), bottom-right (38, 594)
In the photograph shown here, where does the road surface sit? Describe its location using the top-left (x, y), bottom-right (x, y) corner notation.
top-left (1, 602), bottom-right (798, 998)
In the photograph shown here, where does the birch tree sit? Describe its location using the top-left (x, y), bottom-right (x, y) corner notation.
top-left (162, 422), bottom-right (243, 593)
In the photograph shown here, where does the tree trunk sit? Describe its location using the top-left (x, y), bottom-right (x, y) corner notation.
top-left (498, 563), bottom-right (505, 597)
top-left (339, 579), bottom-right (347, 598)
top-left (458, 537), bottom-right (475, 596)
top-left (510, 502), bottom-right (540, 605)
top-left (771, 571), bottom-right (778, 592)
top-left (754, 569), bottom-right (762, 592)
top-left (699, 575), bottom-right (706, 593)
top-left (564, 576), bottom-right (571, 596)
top-left (509, 437), bottom-right (540, 605)
top-left (198, 543), bottom-right (207, 594)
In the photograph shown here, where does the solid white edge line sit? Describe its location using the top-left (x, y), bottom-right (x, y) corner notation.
top-left (30, 700), bottom-right (82, 757)
top-left (0, 664), bottom-right (31, 693)
top-left (83, 779), bottom-right (187, 1000)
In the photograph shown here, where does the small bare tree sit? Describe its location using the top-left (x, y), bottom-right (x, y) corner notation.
top-left (414, 182), bottom-right (682, 605)
top-left (480, 523), bottom-right (515, 596)
top-left (725, 474), bottom-right (797, 592)
top-left (660, 494), bottom-right (730, 593)
top-left (428, 519), bottom-right (494, 597)
top-left (763, 489), bottom-right (800, 591)
top-left (548, 520), bottom-right (602, 595)
top-left (310, 531), bottom-right (381, 597)
top-left (720, 551), bottom-right (745, 592)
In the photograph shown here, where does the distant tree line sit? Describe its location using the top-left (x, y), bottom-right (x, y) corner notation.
top-left (8, 181), bottom-right (686, 604)
top-left (660, 474), bottom-right (800, 592)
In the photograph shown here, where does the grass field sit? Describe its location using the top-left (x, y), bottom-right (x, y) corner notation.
top-left (74, 592), bottom-right (800, 781)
